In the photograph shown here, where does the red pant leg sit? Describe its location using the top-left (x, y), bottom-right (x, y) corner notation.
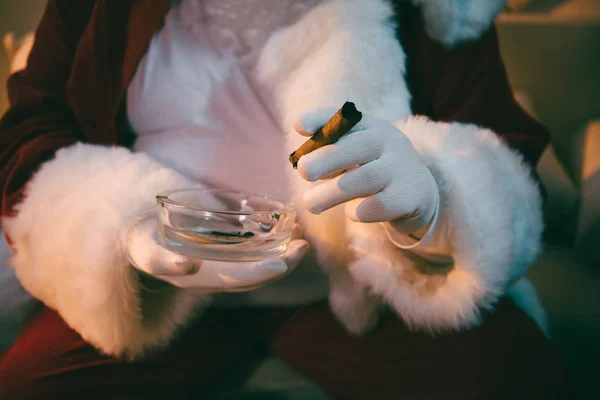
top-left (0, 306), bottom-right (269, 399)
top-left (270, 298), bottom-right (573, 400)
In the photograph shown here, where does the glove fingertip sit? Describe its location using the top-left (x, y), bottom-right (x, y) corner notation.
top-left (260, 258), bottom-right (288, 273)
top-left (292, 119), bottom-right (317, 137)
top-left (292, 108), bottom-right (339, 137)
top-left (154, 251), bottom-right (196, 276)
top-left (286, 240), bottom-right (310, 257)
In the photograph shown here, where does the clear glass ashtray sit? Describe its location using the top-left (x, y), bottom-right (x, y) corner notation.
top-left (156, 188), bottom-right (296, 262)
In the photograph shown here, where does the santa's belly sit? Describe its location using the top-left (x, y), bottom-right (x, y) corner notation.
top-left (133, 128), bottom-right (290, 200)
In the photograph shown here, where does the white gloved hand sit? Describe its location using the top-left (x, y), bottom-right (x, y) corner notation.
top-left (126, 218), bottom-right (309, 290)
top-left (294, 109), bottom-right (439, 234)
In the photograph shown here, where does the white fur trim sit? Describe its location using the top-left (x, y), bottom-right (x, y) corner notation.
top-left (258, 0), bottom-right (413, 331)
top-left (345, 117), bottom-right (544, 332)
top-left (412, 0), bottom-right (507, 48)
top-left (2, 143), bottom-right (210, 359)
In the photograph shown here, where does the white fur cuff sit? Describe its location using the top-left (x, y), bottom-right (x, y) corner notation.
top-left (2, 143), bottom-right (209, 359)
top-left (346, 117), bottom-right (544, 332)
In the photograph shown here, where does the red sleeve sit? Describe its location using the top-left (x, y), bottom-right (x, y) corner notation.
top-left (431, 26), bottom-right (550, 170)
top-left (416, 25), bottom-right (550, 201)
top-left (0, 0), bottom-right (96, 218)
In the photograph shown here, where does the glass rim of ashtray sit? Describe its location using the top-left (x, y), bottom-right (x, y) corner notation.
top-left (156, 187), bottom-right (296, 216)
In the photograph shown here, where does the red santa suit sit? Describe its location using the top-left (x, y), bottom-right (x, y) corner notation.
top-left (0, 1), bottom-right (569, 398)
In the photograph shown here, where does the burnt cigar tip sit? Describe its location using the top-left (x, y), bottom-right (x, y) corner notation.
top-left (341, 101), bottom-right (360, 118)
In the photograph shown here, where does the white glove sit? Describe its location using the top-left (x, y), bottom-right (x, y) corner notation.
top-left (294, 108), bottom-right (439, 234)
top-left (126, 218), bottom-right (309, 290)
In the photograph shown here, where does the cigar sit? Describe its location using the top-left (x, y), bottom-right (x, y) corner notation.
top-left (289, 102), bottom-right (362, 168)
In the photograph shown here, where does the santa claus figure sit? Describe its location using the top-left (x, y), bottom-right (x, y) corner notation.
top-left (0, 0), bottom-right (570, 398)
